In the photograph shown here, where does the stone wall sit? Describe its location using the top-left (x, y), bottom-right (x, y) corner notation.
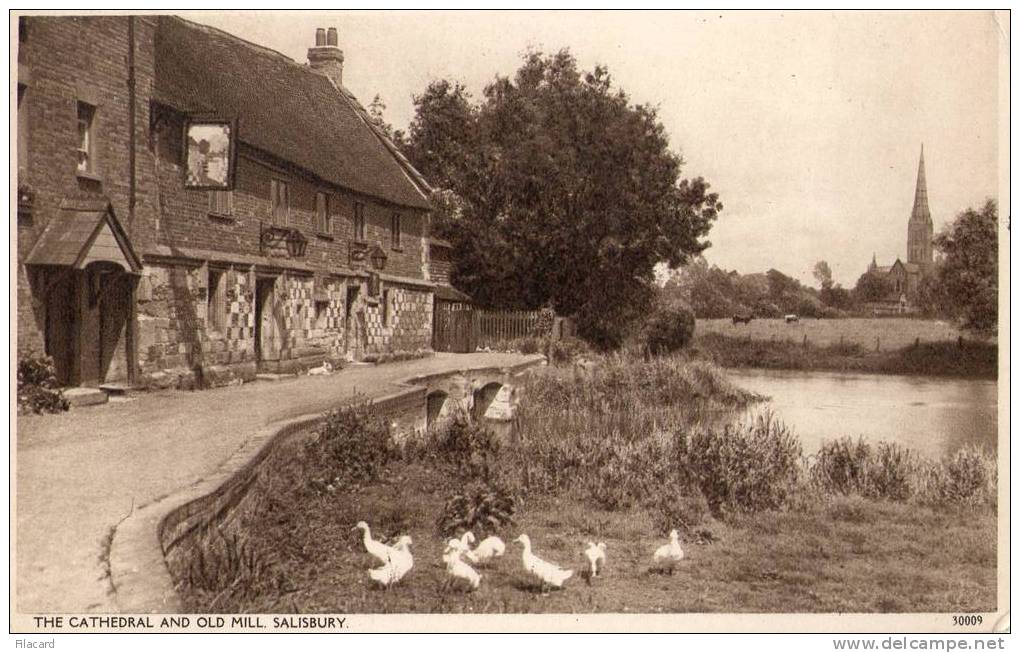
top-left (135, 261), bottom-right (435, 387)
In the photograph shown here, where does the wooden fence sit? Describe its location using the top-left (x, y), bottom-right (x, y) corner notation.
top-left (433, 305), bottom-right (577, 352)
top-left (475, 309), bottom-right (546, 348)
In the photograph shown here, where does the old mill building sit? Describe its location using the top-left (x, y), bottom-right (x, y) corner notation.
top-left (16, 16), bottom-right (465, 389)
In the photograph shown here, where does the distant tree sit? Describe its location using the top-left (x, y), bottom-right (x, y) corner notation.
top-left (367, 94), bottom-right (406, 146)
top-left (405, 51), bottom-right (722, 348)
top-left (813, 260), bottom-right (834, 290)
top-left (854, 270), bottom-right (893, 303)
top-left (933, 200), bottom-right (998, 331)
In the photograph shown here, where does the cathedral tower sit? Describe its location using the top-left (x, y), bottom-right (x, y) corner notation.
top-left (907, 144), bottom-right (934, 269)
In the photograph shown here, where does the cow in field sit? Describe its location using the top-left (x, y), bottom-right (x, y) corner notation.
top-left (784, 314), bottom-right (799, 323)
top-left (732, 314), bottom-right (753, 325)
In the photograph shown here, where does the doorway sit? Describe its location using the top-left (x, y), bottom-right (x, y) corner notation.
top-left (254, 276), bottom-right (280, 367)
top-left (344, 283), bottom-right (362, 361)
top-left (44, 269), bottom-right (76, 386)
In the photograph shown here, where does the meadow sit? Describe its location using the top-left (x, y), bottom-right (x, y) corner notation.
top-left (169, 355), bottom-right (997, 614)
top-left (697, 317), bottom-right (983, 350)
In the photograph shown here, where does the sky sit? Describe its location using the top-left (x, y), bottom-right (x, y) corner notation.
top-left (183, 10), bottom-right (1003, 287)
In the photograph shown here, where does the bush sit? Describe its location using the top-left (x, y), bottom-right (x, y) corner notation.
top-left (642, 301), bottom-right (696, 355)
top-left (306, 402), bottom-right (393, 488)
top-left (916, 447), bottom-right (996, 507)
top-left (438, 481), bottom-right (516, 537)
top-left (683, 411), bottom-right (802, 515)
top-left (17, 352), bottom-right (68, 415)
top-left (810, 437), bottom-right (914, 501)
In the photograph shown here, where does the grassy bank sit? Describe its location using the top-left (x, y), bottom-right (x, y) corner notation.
top-left (169, 356), bottom-right (997, 613)
top-left (695, 333), bottom-right (997, 379)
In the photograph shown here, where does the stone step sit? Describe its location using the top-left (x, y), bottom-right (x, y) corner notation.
top-left (63, 387), bottom-right (109, 408)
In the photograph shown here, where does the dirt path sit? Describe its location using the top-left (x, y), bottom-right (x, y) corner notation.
top-left (14, 352), bottom-right (539, 613)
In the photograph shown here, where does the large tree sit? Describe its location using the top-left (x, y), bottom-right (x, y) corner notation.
top-left (933, 200), bottom-right (998, 331)
top-left (404, 51), bottom-right (722, 348)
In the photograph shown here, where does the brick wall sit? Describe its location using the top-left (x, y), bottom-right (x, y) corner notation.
top-left (17, 16), bottom-right (159, 354)
top-left (149, 112), bottom-right (429, 281)
top-left (18, 15), bottom-right (436, 386)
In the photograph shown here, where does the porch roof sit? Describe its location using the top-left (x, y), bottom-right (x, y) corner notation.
top-left (25, 198), bottom-right (142, 273)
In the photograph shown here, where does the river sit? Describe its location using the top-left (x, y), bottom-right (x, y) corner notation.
top-left (725, 368), bottom-right (998, 459)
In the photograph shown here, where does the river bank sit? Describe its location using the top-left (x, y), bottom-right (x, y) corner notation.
top-left (694, 333), bottom-right (997, 380)
top-left (169, 355), bottom-right (997, 614)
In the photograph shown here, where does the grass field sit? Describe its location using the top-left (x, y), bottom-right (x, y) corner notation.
top-left (697, 318), bottom-right (984, 350)
top-left (171, 356), bottom-right (997, 614)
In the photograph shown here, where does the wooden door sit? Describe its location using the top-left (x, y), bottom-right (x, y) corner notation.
top-left (255, 277), bottom-right (280, 364)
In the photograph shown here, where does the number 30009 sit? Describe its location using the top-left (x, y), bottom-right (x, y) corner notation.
top-left (953, 615), bottom-right (983, 626)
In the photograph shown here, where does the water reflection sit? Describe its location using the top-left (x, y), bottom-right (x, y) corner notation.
top-left (725, 368), bottom-right (998, 459)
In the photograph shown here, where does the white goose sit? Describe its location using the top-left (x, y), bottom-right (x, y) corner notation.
top-left (583, 541), bottom-right (607, 581)
top-left (368, 536), bottom-right (413, 588)
top-left (353, 521), bottom-right (391, 564)
top-left (514, 534), bottom-right (573, 591)
top-left (653, 529), bottom-right (685, 574)
top-left (442, 539), bottom-right (481, 591)
top-left (463, 533), bottom-right (506, 565)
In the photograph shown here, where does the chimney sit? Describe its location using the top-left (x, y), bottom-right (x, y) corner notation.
top-left (307, 26), bottom-right (344, 87)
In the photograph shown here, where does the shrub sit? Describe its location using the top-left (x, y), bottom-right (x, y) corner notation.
top-left (433, 414), bottom-right (502, 482)
top-left (683, 411), bottom-right (802, 515)
top-left (810, 437), bottom-right (914, 500)
top-left (651, 488), bottom-right (710, 534)
top-left (643, 301), bottom-right (696, 355)
top-left (915, 446), bottom-right (996, 507)
top-left (306, 402), bottom-right (393, 487)
top-left (438, 481), bottom-right (516, 537)
top-left (17, 352), bottom-right (69, 415)
top-left (546, 336), bottom-right (591, 365)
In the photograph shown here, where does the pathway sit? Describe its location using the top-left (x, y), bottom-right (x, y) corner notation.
top-left (15, 352), bottom-right (539, 613)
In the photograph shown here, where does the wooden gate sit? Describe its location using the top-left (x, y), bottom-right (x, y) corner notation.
top-left (433, 300), bottom-right (475, 353)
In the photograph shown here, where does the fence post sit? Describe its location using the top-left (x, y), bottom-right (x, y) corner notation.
top-left (876, 336), bottom-right (880, 352)
top-left (803, 334), bottom-right (807, 348)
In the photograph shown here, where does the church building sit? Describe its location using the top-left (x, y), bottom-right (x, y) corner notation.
top-left (865, 146), bottom-right (934, 312)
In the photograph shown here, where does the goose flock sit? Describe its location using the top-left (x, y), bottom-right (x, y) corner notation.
top-left (354, 521), bottom-right (686, 592)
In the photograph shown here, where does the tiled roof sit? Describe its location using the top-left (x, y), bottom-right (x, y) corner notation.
top-left (154, 16), bottom-right (431, 210)
top-left (434, 284), bottom-right (472, 303)
top-left (26, 198), bottom-right (141, 272)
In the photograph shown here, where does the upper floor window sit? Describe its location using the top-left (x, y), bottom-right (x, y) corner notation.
top-left (390, 213), bottom-right (402, 249)
top-left (17, 84), bottom-right (28, 174)
top-left (208, 190), bottom-right (233, 217)
top-left (270, 179), bottom-right (289, 224)
top-left (354, 201), bottom-right (366, 241)
top-left (316, 192), bottom-right (330, 233)
top-left (76, 101), bottom-right (96, 175)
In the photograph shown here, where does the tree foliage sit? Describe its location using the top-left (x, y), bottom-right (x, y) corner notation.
top-left (403, 51), bottom-right (722, 348)
top-left (933, 200), bottom-right (998, 331)
top-left (854, 270), bottom-right (894, 303)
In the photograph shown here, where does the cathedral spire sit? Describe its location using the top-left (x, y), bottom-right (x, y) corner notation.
top-left (911, 144), bottom-right (931, 225)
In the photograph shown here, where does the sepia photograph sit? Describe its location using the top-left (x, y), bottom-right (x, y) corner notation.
top-left (9, 8), bottom-right (1009, 639)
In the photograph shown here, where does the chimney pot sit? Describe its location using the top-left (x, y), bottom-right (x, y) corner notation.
top-left (326, 27), bottom-right (338, 47)
top-left (315, 28), bottom-right (326, 46)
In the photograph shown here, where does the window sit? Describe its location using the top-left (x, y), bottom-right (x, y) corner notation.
top-left (316, 192), bottom-right (330, 233)
top-left (270, 179), bottom-right (289, 224)
top-left (354, 201), bottom-right (366, 241)
top-left (207, 269), bottom-right (227, 331)
top-left (17, 84), bottom-right (28, 174)
top-left (208, 190), bottom-right (233, 216)
top-left (382, 288), bottom-right (391, 326)
top-left (390, 213), bottom-right (402, 249)
top-left (76, 101), bottom-right (96, 174)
